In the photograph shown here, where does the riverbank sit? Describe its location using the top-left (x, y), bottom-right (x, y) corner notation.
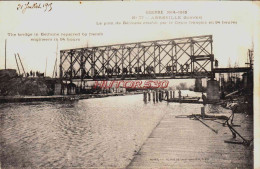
top-left (127, 104), bottom-right (253, 169)
top-left (0, 92), bottom-right (143, 103)
top-left (0, 75), bottom-right (51, 96)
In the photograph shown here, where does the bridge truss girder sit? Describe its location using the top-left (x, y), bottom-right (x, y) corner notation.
top-left (60, 35), bottom-right (214, 81)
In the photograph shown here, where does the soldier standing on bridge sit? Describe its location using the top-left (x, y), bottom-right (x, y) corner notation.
top-left (202, 92), bottom-right (207, 105)
top-left (215, 59), bottom-right (219, 68)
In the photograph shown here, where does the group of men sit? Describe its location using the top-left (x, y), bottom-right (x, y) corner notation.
top-left (23, 70), bottom-right (44, 78)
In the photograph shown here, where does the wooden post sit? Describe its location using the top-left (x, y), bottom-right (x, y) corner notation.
top-left (166, 90), bottom-right (169, 101)
top-left (201, 106), bottom-right (205, 118)
top-left (153, 91), bottom-right (155, 102)
top-left (170, 90), bottom-right (172, 99)
top-left (148, 91), bottom-right (151, 101)
top-left (156, 91), bottom-right (158, 102)
top-left (143, 91), bottom-right (147, 102)
top-left (159, 91), bottom-right (162, 102)
top-left (5, 39), bottom-right (7, 69)
top-left (161, 91), bottom-right (164, 99)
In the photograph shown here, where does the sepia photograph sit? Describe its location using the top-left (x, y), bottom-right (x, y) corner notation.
top-left (0, 1), bottom-right (259, 169)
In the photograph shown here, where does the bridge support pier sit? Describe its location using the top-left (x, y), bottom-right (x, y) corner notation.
top-left (148, 91), bottom-right (151, 101)
top-left (206, 80), bottom-right (220, 103)
top-left (152, 91), bottom-right (155, 102)
top-left (195, 78), bottom-right (203, 92)
top-left (156, 91), bottom-right (159, 102)
top-left (166, 91), bottom-right (169, 101)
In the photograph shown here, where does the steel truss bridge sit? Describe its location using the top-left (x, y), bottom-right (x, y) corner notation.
top-left (60, 35), bottom-right (249, 82)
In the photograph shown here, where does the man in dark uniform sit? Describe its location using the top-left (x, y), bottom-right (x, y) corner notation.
top-left (215, 59), bottom-right (219, 68)
top-left (202, 92), bottom-right (207, 105)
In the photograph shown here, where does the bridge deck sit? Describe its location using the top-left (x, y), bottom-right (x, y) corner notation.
top-left (213, 67), bottom-right (251, 73)
top-left (61, 67), bottom-right (252, 81)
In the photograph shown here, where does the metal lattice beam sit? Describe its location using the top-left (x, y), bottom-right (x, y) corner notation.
top-left (60, 35), bottom-right (214, 81)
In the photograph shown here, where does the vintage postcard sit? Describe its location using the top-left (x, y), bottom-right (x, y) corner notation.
top-left (0, 1), bottom-right (259, 169)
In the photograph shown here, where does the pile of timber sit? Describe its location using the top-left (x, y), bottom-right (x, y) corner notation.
top-left (167, 96), bottom-right (202, 104)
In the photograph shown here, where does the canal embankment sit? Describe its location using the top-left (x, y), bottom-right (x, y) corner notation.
top-left (0, 70), bottom-right (143, 103)
top-left (127, 103), bottom-right (253, 169)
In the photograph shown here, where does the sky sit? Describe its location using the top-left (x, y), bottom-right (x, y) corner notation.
top-left (0, 1), bottom-right (259, 77)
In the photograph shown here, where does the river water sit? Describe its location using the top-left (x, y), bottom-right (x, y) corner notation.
top-left (0, 91), bottom-right (223, 168)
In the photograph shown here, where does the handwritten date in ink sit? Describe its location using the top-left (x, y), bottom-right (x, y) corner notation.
top-left (17, 2), bottom-right (53, 14)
